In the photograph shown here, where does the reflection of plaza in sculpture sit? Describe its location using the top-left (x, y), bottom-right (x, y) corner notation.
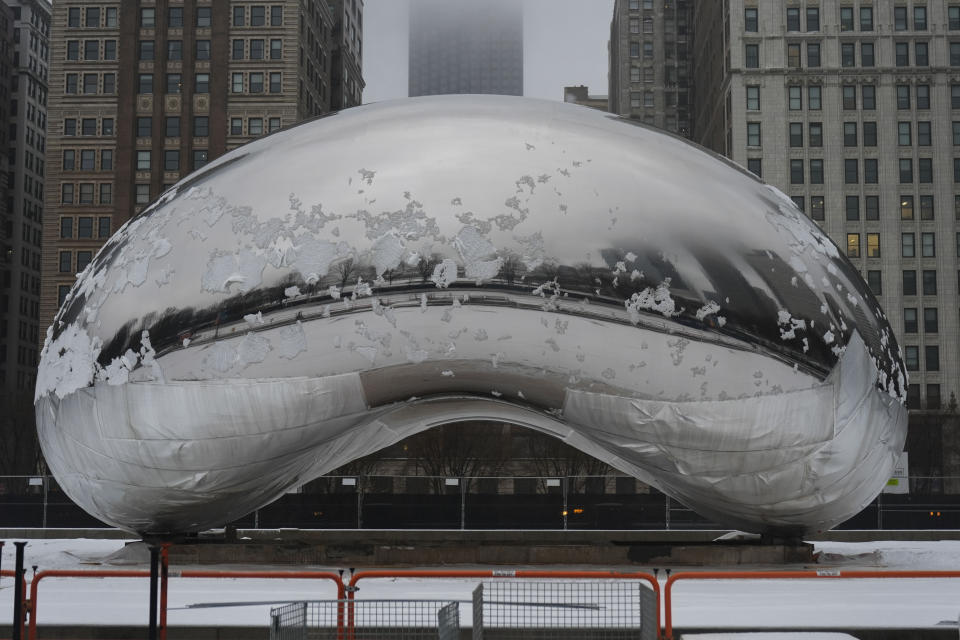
top-left (35, 96), bottom-right (908, 536)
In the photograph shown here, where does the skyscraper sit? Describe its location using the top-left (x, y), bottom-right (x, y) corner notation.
top-left (408, 0), bottom-right (523, 97)
top-left (1, 0), bottom-right (50, 396)
top-left (610, 1), bottom-right (959, 414)
top-left (40, 1), bottom-right (363, 339)
top-left (608, 0), bottom-right (692, 136)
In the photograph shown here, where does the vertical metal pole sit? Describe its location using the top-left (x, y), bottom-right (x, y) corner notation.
top-left (159, 544), bottom-right (169, 640)
top-left (148, 545), bottom-right (159, 640)
top-left (877, 492), bottom-right (883, 530)
top-left (12, 541), bottom-right (26, 640)
top-left (665, 495), bottom-right (671, 531)
top-left (562, 478), bottom-right (568, 530)
top-left (356, 479), bottom-right (363, 529)
top-left (42, 478), bottom-right (48, 529)
top-left (254, 509), bottom-right (260, 529)
top-left (460, 478), bottom-right (466, 530)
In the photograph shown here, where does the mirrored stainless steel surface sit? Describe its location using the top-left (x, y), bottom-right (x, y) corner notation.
top-left (35, 96), bottom-right (908, 535)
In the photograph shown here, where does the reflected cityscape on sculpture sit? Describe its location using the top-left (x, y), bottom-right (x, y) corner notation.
top-left (35, 96), bottom-right (908, 536)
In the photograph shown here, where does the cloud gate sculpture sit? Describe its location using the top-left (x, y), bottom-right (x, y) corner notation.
top-left (36, 96), bottom-right (908, 536)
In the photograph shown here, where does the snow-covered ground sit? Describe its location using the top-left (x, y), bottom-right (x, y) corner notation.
top-left (2, 537), bottom-right (960, 631)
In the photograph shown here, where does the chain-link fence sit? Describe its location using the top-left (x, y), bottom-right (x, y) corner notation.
top-left (270, 599), bottom-right (461, 640)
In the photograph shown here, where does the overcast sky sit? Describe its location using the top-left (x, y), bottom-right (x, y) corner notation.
top-left (362, 0), bottom-right (615, 103)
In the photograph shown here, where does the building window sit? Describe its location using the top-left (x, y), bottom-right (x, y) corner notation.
top-left (846, 233), bottom-right (860, 257)
top-left (790, 159), bottom-right (804, 184)
top-left (746, 86), bottom-right (760, 110)
top-left (788, 86), bottom-right (801, 110)
top-left (81, 118), bottom-right (96, 135)
top-left (841, 43), bottom-right (855, 67)
top-left (787, 7), bottom-right (801, 31)
top-left (194, 116), bottom-right (209, 137)
top-left (232, 72), bottom-right (244, 93)
top-left (914, 6), bottom-right (927, 30)
top-left (915, 42), bottom-right (929, 66)
top-left (844, 158), bottom-right (858, 184)
top-left (922, 269), bottom-right (937, 295)
top-left (271, 39), bottom-right (282, 60)
top-left (745, 8), bottom-right (758, 32)
top-left (164, 150), bottom-right (179, 171)
top-left (630, 42), bottom-right (640, 58)
top-left (894, 6), bottom-right (908, 31)
top-left (195, 73), bottom-right (210, 93)
top-left (167, 40), bottom-right (182, 61)
top-left (68, 8), bottom-right (81, 28)
top-left (901, 195), bottom-right (914, 219)
top-left (865, 195), bottom-right (879, 220)
top-left (196, 40), bottom-right (211, 61)
top-left (846, 195), bottom-right (860, 220)
top-left (76, 251), bottom-right (92, 273)
top-left (860, 6), bottom-right (873, 31)
top-left (806, 7), bottom-right (820, 31)
top-left (927, 385), bottom-right (941, 409)
top-left (62, 150), bottom-right (75, 170)
top-left (251, 6), bottom-right (266, 26)
top-left (867, 270), bottom-right (881, 294)
top-left (230, 117), bottom-right (243, 135)
top-left (861, 42), bottom-right (874, 66)
top-left (921, 232), bottom-right (936, 257)
top-left (899, 158), bottom-right (913, 183)
top-left (139, 40), bottom-right (155, 61)
top-left (249, 72), bottom-right (263, 93)
top-left (167, 6), bottom-right (183, 27)
top-left (746, 158), bottom-right (762, 178)
top-left (249, 117), bottom-right (264, 135)
top-left (167, 73), bottom-right (182, 94)
top-left (65, 74), bottom-right (78, 94)
top-left (80, 150), bottom-right (95, 170)
top-left (924, 307), bottom-right (938, 333)
top-left (811, 196), bottom-right (824, 221)
top-left (83, 73), bottom-right (97, 94)
top-left (137, 151), bottom-right (151, 171)
top-left (58, 251), bottom-right (71, 273)
top-left (925, 346), bottom-right (939, 372)
top-left (808, 86), bottom-right (821, 109)
top-left (920, 195), bottom-right (934, 220)
top-left (904, 308), bottom-right (918, 333)
top-left (233, 6), bottom-right (245, 26)
top-left (271, 6), bottom-right (283, 26)
top-left (951, 6), bottom-right (960, 30)
top-left (789, 122), bottom-right (803, 147)
top-left (643, 42), bottom-right (653, 59)
top-left (919, 158), bottom-right (933, 183)
top-left (863, 121), bottom-right (877, 146)
top-left (270, 72), bottom-right (282, 93)
top-left (99, 184), bottom-right (112, 205)
top-left (791, 196), bottom-right (805, 212)
top-left (137, 117), bottom-right (152, 138)
top-left (843, 122), bottom-right (857, 147)
top-left (250, 39), bottom-right (264, 59)
top-left (840, 7), bottom-right (854, 31)
top-left (895, 42), bottom-right (909, 66)
top-left (867, 233), bottom-right (880, 258)
top-left (60, 217), bottom-right (73, 239)
top-left (902, 232), bottom-right (915, 257)
top-left (806, 42), bottom-right (820, 67)
top-left (904, 346), bottom-right (919, 372)
top-left (165, 116), bottom-right (180, 138)
top-left (809, 122), bottom-right (822, 146)
top-left (951, 43), bottom-right (960, 66)
top-left (903, 269), bottom-right (917, 295)
top-left (135, 184), bottom-right (150, 205)
top-left (787, 43), bottom-right (800, 68)
top-left (139, 74), bottom-right (153, 94)
top-left (898, 122), bottom-right (912, 146)
top-left (58, 285), bottom-right (71, 308)
top-left (77, 217), bottom-right (93, 238)
top-left (842, 86), bottom-right (856, 110)
top-left (140, 7), bottom-right (155, 27)
top-left (269, 117), bottom-right (282, 132)
top-left (193, 150), bottom-right (208, 170)
top-left (197, 7), bottom-right (212, 27)
top-left (104, 73), bottom-right (116, 94)
top-left (896, 85), bottom-right (910, 109)
top-left (232, 39), bottom-right (244, 60)
top-left (864, 158), bottom-right (878, 183)
top-left (917, 121), bottom-right (931, 146)
top-left (98, 217), bottom-right (111, 238)
top-left (810, 159), bottom-right (823, 184)
top-left (67, 40), bottom-right (80, 60)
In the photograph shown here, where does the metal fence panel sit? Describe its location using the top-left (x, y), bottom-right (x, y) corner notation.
top-left (272, 600), bottom-right (460, 639)
top-left (270, 602), bottom-right (307, 640)
top-left (437, 602), bottom-right (460, 640)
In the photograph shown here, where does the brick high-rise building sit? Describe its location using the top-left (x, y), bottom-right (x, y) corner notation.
top-left (408, 0), bottom-right (523, 97)
top-left (40, 1), bottom-right (363, 339)
top-left (329, 0), bottom-right (364, 109)
top-left (0, 0), bottom-right (48, 396)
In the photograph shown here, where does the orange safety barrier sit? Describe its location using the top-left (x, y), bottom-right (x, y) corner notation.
top-left (663, 569), bottom-right (960, 640)
top-left (27, 568), bottom-right (346, 640)
top-left (347, 569), bottom-right (662, 640)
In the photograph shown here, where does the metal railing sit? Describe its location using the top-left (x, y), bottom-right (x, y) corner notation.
top-left (1, 474), bottom-right (958, 531)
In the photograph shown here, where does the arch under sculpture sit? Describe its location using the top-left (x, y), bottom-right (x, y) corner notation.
top-left (35, 96), bottom-right (908, 536)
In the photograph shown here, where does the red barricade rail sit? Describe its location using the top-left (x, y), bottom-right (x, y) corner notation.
top-left (27, 569), bottom-right (346, 640)
top-left (347, 569), bottom-right (662, 639)
top-left (663, 569), bottom-right (960, 640)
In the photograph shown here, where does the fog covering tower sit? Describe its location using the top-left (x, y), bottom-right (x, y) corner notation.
top-left (408, 0), bottom-right (523, 97)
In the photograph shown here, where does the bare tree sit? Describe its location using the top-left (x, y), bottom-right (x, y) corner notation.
top-left (524, 432), bottom-right (613, 494)
top-left (334, 257), bottom-right (357, 289)
top-left (406, 422), bottom-right (511, 493)
top-left (416, 254), bottom-right (442, 284)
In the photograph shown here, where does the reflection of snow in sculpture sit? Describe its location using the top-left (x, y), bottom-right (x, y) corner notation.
top-left (35, 96), bottom-right (908, 536)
